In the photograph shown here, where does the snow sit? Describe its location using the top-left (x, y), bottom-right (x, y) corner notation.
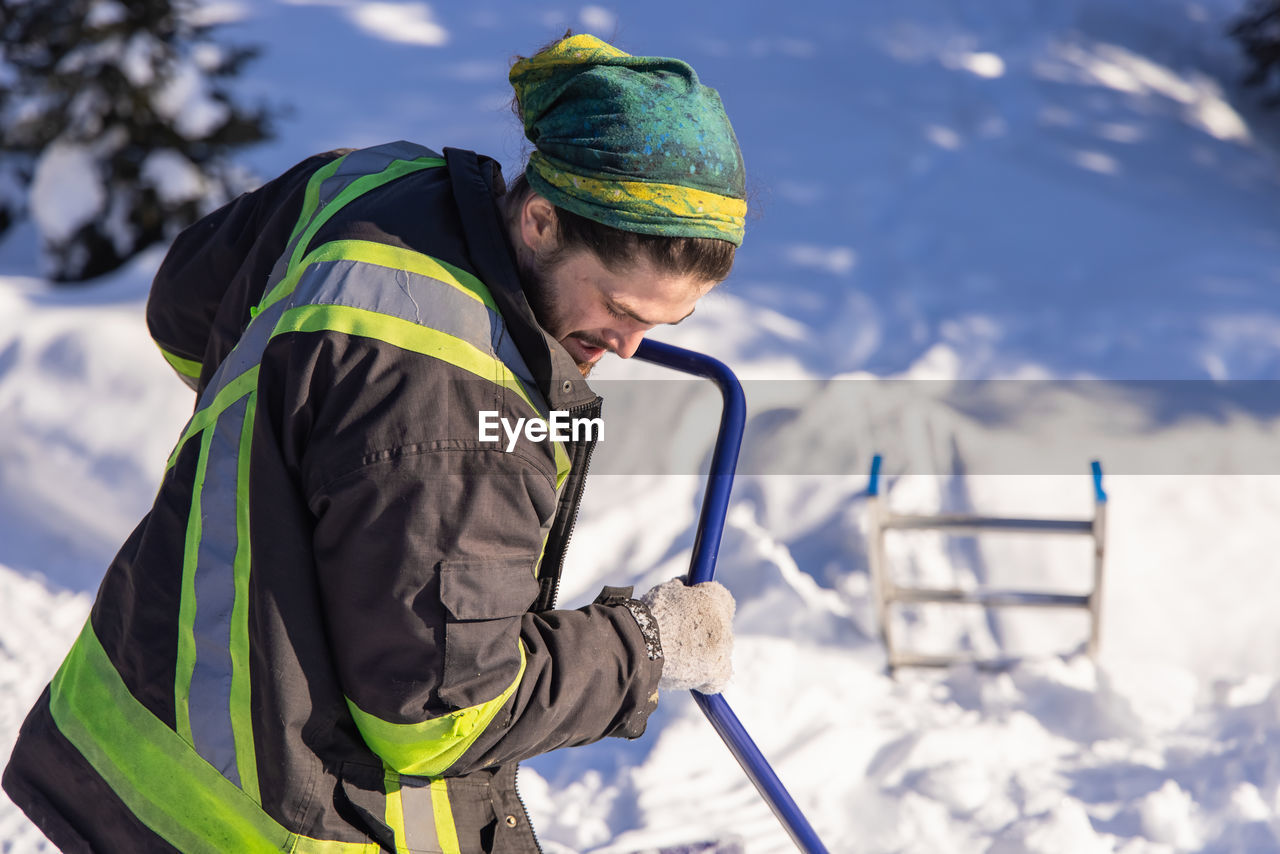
top-left (84, 0), bottom-right (127, 30)
top-left (0, 566), bottom-right (89, 853)
top-left (152, 60), bottom-right (232, 140)
top-left (6, 0), bottom-right (1280, 851)
top-left (28, 144), bottom-right (103, 245)
top-left (141, 149), bottom-right (207, 204)
top-left (120, 33), bottom-right (161, 87)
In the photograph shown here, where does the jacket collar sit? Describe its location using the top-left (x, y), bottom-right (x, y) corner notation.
top-left (443, 147), bottom-right (597, 412)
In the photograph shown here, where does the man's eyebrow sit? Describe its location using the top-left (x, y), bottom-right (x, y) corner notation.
top-left (612, 299), bottom-right (696, 326)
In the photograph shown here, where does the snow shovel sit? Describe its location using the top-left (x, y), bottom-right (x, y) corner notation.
top-left (635, 339), bottom-right (830, 854)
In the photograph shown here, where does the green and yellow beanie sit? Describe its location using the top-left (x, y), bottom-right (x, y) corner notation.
top-left (509, 34), bottom-right (747, 246)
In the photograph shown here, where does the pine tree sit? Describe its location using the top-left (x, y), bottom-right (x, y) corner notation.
top-left (0, 0), bottom-right (272, 282)
top-left (1231, 0), bottom-right (1280, 104)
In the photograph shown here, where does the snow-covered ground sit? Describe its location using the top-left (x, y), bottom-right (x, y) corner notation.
top-left (6, 1), bottom-right (1280, 851)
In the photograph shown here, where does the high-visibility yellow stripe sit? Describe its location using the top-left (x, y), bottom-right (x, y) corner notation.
top-left (229, 391), bottom-right (260, 803)
top-left (159, 345), bottom-right (202, 380)
top-left (294, 837), bottom-right (381, 854)
top-left (431, 779), bottom-right (462, 854)
top-left (383, 774), bottom-right (410, 854)
top-left (286, 156), bottom-right (346, 254)
top-left (50, 622), bottom-right (379, 853)
top-left (553, 430), bottom-right (570, 491)
top-left (345, 644), bottom-right (527, 777)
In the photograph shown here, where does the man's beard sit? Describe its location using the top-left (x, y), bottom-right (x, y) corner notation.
top-left (516, 250), bottom-right (607, 377)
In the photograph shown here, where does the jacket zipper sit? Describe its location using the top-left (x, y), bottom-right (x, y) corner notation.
top-left (534, 396), bottom-right (600, 611)
top-left (513, 764), bottom-right (545, 854)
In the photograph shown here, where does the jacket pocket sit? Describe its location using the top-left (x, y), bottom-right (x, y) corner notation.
top-left (437, 558), bottom-right (538, 710)
top-left (335, 761), bottom-right (399, 852)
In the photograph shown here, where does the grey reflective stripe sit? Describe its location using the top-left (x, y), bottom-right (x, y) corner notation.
top-left (293, 258), bottom-right (546, 413)
top-left (333, 141), bottom-right (441, 185)
top-left (188, 394), bottom-right (251, 785)
top-left (400, 781), bottom-right (441, 853)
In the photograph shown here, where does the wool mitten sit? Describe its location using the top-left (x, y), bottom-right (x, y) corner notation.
top-left (638, 578), bottom-right (735, 694)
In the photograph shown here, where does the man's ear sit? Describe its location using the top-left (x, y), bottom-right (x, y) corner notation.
top-left (518, 193), bottom-right (559, 255)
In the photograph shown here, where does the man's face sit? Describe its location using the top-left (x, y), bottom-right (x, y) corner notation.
top-left (515, 197), bottom-right (717, 376)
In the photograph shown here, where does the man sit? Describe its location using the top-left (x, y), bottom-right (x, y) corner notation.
top-left (3, 33), bottom-right (744, 853)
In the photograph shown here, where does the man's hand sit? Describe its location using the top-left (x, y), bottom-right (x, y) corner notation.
top-left (639, 578), bottom-right (735, 694)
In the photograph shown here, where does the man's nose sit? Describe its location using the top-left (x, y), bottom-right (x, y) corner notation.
top-left (611, 327), bottom-right (648, 359)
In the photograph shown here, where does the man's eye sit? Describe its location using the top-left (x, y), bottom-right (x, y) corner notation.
top-left (605, 302), bottom-right (627, 319)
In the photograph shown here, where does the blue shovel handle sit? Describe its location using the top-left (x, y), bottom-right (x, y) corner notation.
top-left (635, 339), bottom-right (830, 854)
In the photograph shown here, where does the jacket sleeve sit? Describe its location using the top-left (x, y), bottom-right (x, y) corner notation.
top-left (292, 334), bottom-right (663, 778)
top-left (145, 153), bottom-right (342, 390)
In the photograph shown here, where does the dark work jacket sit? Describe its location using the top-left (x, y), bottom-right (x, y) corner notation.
top-left (3, 142), bottom-right (663, 854)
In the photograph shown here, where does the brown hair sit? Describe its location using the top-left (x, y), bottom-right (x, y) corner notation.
top-left (504, 171), bottom-right (736, 283)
